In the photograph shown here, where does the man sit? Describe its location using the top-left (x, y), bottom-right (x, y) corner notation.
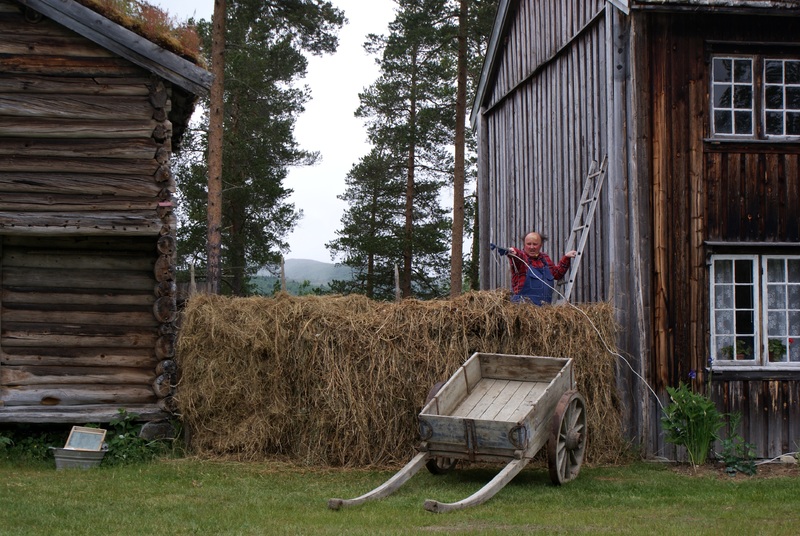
top-left (491, 232), bottom-right (577, 305)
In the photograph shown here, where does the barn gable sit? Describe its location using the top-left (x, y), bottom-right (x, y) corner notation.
top-left (0, 0), bottom-right (211, 423)
top-left (474, 0), bottom-right (800, 458)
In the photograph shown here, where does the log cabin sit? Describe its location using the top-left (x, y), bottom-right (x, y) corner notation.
top-left (473, 0), bottom-right (800, 459)
top-left (0, 0), bottom-right (211, 423)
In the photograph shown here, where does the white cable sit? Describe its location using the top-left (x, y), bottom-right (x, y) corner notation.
top-left (497, 247), bottom-right (664, 410)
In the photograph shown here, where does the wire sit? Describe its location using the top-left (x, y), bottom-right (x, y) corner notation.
top-left (496, 246), bottom-right (665, 410)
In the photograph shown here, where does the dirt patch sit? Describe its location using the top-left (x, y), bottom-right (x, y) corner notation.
top-left (671, 461), bottom-right (799, 479)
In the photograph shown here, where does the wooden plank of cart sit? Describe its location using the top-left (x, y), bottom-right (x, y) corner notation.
top-left (328, 352), bottom-right (587, 513)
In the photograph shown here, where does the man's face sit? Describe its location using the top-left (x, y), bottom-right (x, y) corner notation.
top-left (523, 234), bottom-right (542, 258)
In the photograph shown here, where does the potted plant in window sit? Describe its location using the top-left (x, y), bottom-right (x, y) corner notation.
top-left (719, 340), bottom-right (751, 360)
top-left (768, 339), bottom-right (787, 362)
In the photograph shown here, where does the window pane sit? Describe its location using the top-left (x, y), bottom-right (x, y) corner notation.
top-left (767, 284), bottom-right (786, 309)
top-left (714, 85), bottom-right (731, 107)
top-left (715, 284), bottom-right (733, 308)
top-left (766, 85), bottom-right (784, 109)
top-left (734, 85), bottom-right (752, 109)
top-left (767, 258), bottom-right (785, 282)
top-left (715, 110), bottom-right (732, 134)
top-left (788, 112), bottom-right (800, 136)
top-left (788, 87), bottom-right (800, 109)
top-left (734, 111), bottom-right (752, 134)
top-left (734, 59), bottom-right (752, 82)
top-left (716, 336), bottom-right (734, 361)
top-left (766, 112), bottom-right (783, 135)
top-left (765, 60), bottom-right (784, 83)
top-left (735, 259), bottom-right (753, 283)
top-left (768, 310), bottom-right (787, 336)
top-left (789, 259), bottom-right (800, 282)
top-left (789, 284), bottom-right (800, 306)
top-left (790, 310), bottom-right (800, 333)
top-left (790, 344), bottom-right (800, 363)
top-left (715, 259), bottom-right (733, 283)
top-left (714, 58), bottom-right (732, 82)
top-left (716, 309), bottom-right (734, 334)
top-left (787, 61), bottom-right (800, 84)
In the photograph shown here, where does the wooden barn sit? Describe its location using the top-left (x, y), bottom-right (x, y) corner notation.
top-left (473, 0), bottom-right (800, 459)
top-left (0, 0), bottom-right (211, 424)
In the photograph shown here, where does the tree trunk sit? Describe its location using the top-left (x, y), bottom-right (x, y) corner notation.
top-left (206, 0), bottom-right (226, 294)
top-left (450, 0), bottom-right (468, 297)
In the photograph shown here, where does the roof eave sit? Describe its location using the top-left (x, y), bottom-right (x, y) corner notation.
top-left (17, 0), bottom-right (212, 97)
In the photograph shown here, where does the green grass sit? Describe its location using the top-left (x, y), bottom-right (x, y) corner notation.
top-left (0, 458), bottom-right (798, 535)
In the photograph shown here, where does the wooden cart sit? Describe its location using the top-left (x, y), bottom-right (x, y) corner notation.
top-left (328, 352), bottom-right (587, 513)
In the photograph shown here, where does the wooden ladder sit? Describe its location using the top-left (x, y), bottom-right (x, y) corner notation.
top-left (555, 155), bottom-right (608, 304)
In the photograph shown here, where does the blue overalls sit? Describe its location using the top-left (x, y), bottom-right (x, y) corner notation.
top-left (511, 263), bottom-right (554, 305)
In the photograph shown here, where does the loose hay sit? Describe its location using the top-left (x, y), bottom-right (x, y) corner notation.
top-left (176, 291), bottom-right (625, 466)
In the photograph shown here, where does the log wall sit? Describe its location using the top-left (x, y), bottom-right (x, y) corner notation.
top-left (0, 0), bottom-right (178, 423)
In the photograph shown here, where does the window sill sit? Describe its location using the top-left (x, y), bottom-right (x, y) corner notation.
top-left (710, 366), bottom-right (800, 381)
top-left (703, 138), bottom-right (800, 154)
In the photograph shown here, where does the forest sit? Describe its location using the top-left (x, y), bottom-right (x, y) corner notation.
top-left (169, 0), bottom-right (499, 300)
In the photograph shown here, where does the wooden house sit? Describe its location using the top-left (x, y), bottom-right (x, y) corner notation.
top-left (473, 0), bottom-right (800, 458)
top-left (0, 0), bottom-right (211, 423)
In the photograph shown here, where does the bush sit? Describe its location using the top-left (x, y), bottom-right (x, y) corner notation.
top-left (661, 377), bottom-right (725, 467)
top-left (101, 410), bottom-right (169, 466)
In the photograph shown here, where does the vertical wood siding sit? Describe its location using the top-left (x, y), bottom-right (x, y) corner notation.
top-left (483, 0), bottom-right (608, 302)
top-left (646, 12), bottom-right (800, 459)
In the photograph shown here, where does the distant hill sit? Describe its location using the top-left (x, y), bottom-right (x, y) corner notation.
top-left (278, 259), bottom-right (352, 285)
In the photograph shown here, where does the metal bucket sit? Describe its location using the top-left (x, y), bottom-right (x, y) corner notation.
top-left (53, 448), bottom-right (105, 470)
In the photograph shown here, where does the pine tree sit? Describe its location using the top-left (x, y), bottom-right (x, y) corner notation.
top-left (175, 0), bottom-right (344, 295)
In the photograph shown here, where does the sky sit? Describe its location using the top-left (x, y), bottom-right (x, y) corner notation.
top-left (152, 0), bottom-right (397, 263)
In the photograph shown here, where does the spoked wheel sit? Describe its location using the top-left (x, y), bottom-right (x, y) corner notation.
top-left (547, 390), bottom-right (587, 485)
top-left (423, 381), bottom-right (458, 475)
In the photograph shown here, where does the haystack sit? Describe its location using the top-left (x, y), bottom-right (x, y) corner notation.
top-left (176, 291), bottom-right (625, 466)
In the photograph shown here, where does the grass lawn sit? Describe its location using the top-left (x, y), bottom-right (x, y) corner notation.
top-left (1, 457), bottom-right (798, 535)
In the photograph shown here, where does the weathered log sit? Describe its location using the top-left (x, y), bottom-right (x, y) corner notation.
top-left (156, 234), bottom-right (176, 256)
top-left (1, 309), bottom-right (159, 328)
top-left (1, 365), bottom-right (154, 386)
top-left (2, 249), bottom-right (155, 270)
top-left (0, 155), bottom-right (159, 175)
top-left (0, 211), bottom-right (163, 235)
top-left (1, 328), bottom-right (157, 348)
top-left (2, 289), bottom-right (156, 307)
top-left (2, 266), bottom-right (155, 289)
top-left (0, 117), bottom-right (160, 138)
top-left (1, 234), bottom-right (157, 251)
top-left (148, 81), bottom-right (168, 109)
top-left (0, 194), bottom-right (158, 213)
top-left (0, 404), bottom-right (168, 423)
top-left (0, 172), bottom-right (162, 196)
top-left (153, 164), bottom-right (171, 183)
top-left (154, 145), bottom-right (170, 164)
top-left (0, 74), bottom-right (150, 97)
top-left (151, 121), bottom-right (172, 142)
top-left (0, 138), bottom-right (160, 159)
top-left (152, 296), bottom-right (177, 323)
top-left (155, 359), bottom-right (176, 376)
top-left (154, 255), bottom-right (174, 282)
top-left (0, 385), bottom-right (156, 406)
top-left (0, 94), bottom-right (154, 120)
top-left (154, 280), bottom-right (176, 297)
top-left (154, 335), bottom-right (175, 360)
top-left (157, 396), bottom-right (178, 414)
top-left (151, 373), bottom-right (175, 398)
top-left (156, 200), bottom-right (173, 218)
top-left (139, 420), bottom-right (176, 440)
top-left (1, 348), bottom-right (156, 368)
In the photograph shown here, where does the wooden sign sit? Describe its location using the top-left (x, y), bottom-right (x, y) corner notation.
top-left (64, 426), bottom-right (106, 451)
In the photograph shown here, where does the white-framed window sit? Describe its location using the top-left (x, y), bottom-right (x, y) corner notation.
top-left (710, 255), bottom-right (800, 367)
top-left (711, 55), bottom-right (800, 139)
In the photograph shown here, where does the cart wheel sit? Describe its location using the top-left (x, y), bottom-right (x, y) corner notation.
top-left (547, 390), bottom-right (587, 485)
top-left (423, 381), bottom-right (458, 475)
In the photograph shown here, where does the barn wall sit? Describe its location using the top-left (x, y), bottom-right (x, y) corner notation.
top-left (645, 11), bottom-right (800, 459)
top-left (481, 0), bottom-right (609, 304)
top-left (0, 0), bottom-right (177, 423)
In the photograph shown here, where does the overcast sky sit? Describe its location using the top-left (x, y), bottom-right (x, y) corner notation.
top-left (152, 0), bottom-right (396, 263)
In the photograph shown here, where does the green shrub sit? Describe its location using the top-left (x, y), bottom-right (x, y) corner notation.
top-left (661, 376), bottom-right (725, 467)
top-left (101, 409), bottom-right (169, 466)
top-left (717, 413), bottom-right (756, 476)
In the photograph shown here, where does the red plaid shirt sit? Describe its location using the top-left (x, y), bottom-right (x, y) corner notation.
top-left (507, 248), bottom-right (572, 295)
